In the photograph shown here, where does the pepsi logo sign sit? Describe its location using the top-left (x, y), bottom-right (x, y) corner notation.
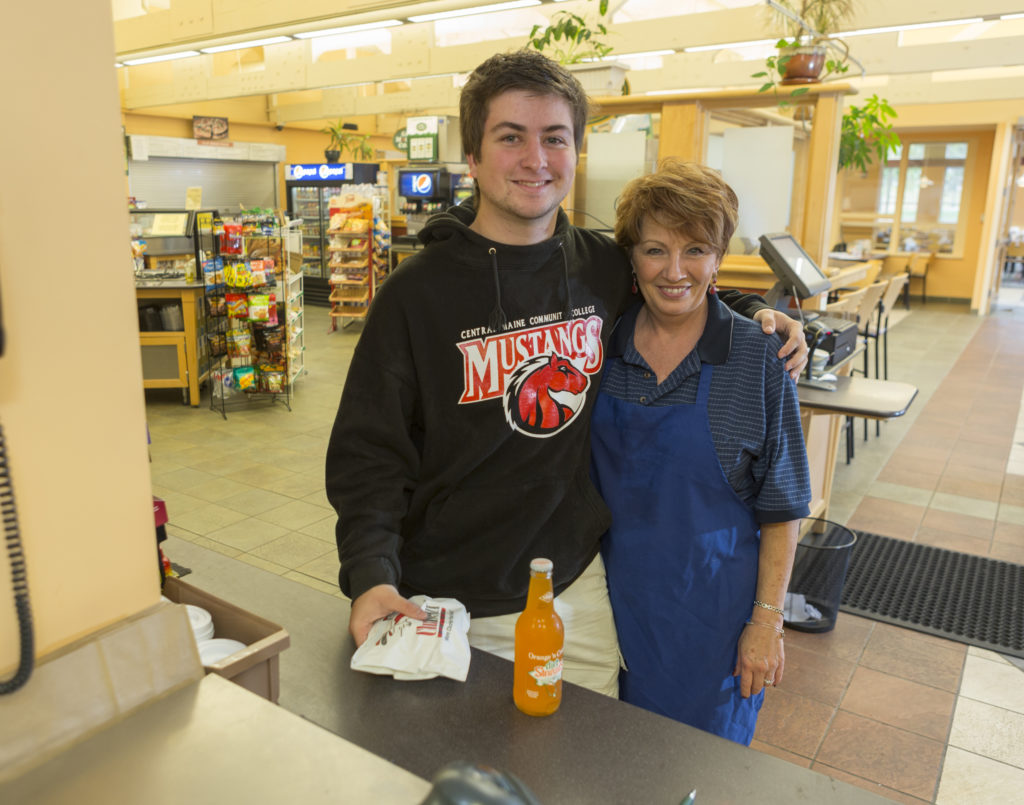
top-left (414, 174), bottom-right (432, 194)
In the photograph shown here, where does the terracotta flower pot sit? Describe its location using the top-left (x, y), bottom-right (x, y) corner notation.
top-left (781, 45), bottom-right (826, 84)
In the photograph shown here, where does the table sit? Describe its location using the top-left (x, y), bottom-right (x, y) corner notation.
top-left (798, 376), bottom-right (918, 419)
top-left (135, 281), bottom-right (205, 406)
top-left (314, 639), bottom-right (890, 804)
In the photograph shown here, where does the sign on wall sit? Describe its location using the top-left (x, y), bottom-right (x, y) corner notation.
top-left (193, 116), bottom-right (229, 141)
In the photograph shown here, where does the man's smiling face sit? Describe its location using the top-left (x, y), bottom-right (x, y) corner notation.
top-left (466, 89), bottom-right (577, 245)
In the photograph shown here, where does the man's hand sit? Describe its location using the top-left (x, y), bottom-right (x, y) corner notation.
top-left (753, 309), bottom-right (808, 381)
top-left (349, 584), bottom-right (426, 646)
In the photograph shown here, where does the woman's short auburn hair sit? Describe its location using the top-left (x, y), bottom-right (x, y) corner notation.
top-left (614, 159), bottom-right (739, 259)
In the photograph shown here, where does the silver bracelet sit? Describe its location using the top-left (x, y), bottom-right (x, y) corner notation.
top-left (753, 599), bottom-right (784, 616)
top-left (745, 619), bottom-right (785, 638)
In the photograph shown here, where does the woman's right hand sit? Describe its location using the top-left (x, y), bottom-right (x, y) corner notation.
top-left (733, 620), bottom-right (785, 698)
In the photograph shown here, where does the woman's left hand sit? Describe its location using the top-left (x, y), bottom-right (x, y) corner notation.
top-left (753, 309), bottom-right (808, 381)
top-left (734, 621), bottom-right (786, 698)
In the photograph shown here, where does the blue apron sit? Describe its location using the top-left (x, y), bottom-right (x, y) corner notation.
top-left (591, 363), bottom-right (763, 745)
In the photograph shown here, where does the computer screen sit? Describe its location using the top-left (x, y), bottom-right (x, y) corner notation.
top-left (758, 233), bottom-right (832, 300)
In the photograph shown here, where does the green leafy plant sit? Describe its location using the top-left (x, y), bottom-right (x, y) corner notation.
top-left (751, 1), bottom-right (900, 172)
top-left (320, 120), bottom-right (374, 160)
top-left (770, 0), bottom-right (857, 42)
top-left (528, 0), bottom-right (613, 65)
top-left (752, 37), bottom-right (849, 105)
top-left (839, 94), bottom-right (899, 172)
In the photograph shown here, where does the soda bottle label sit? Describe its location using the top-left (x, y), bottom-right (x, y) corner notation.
top-left (528, 650), bottom-right (563, 687)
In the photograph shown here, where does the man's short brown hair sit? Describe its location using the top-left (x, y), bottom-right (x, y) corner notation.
top-left (459, 49), bottom-right (590, 162)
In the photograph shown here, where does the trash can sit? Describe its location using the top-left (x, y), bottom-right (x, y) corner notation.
top-left (784, 518), bottom-right (857, 633)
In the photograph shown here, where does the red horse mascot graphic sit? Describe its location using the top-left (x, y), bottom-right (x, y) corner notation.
top-left (504, 352), bottom-right (589, 437)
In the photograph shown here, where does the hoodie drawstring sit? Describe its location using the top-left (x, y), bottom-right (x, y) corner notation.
top-left (559, 241), bottom-right (574, 325)
top-left (487, 247), bottom-right (508, 332)
top-left (486, 242), bottom-right (573, 333)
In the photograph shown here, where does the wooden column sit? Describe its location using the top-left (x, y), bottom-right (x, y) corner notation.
top-left (799, 90), bottom-right (844, 269)
top-left (657, 101), bottom-right (707, 164)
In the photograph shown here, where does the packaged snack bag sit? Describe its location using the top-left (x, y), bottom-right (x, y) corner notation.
top-left (207, 333), bottom-right (227, 357)
top-left (247, 294), bottom-right (270, 322)
top-left (226, 294), bottom-right (248, 319)
top-left (233, 262), bottom-right (252, 288)
top-left (220, 223), bottom-right (243, 254)
top-left (249, 260), bottom-right (267, 288)
top-left (226, 328), bottom-right (251, 359)
top-left (233, 366), bottom-right (256, 391)
top-left (263, 371), bottom-right (285, 393)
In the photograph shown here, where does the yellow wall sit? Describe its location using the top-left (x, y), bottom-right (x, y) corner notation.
top-left (0, 3), bottom-right (157, 673)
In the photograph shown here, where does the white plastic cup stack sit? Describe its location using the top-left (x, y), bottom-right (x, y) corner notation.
top-left (186, 604), bottom-right (215, 642)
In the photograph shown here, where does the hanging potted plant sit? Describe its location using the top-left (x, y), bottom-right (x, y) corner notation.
top-left (320, 121), bottom-right (375, 163)
top-left (752, 0), bottom-right (900, 172)
top-left (526, 0), bottom-right (629, 96)
top-left (764, 0), bottom-right (857, 85)
top-left (321, 120), bottom-right (347, 163)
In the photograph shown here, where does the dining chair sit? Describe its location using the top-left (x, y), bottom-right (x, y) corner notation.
top-left (903, 251), bottom-right (933, 308)
top-left (865, 274), bottom-right (909, 381)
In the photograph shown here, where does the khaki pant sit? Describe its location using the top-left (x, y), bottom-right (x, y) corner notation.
top-left (468, 553), bottom-right (620, 697)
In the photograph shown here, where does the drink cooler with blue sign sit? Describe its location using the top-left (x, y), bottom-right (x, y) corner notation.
top-left (285, 162), bottom-right (379, 307)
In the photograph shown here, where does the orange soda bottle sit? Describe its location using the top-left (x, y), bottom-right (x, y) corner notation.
top-left (513, 558), bottom-right (564, 716)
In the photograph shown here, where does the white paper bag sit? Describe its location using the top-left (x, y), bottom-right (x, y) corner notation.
top-left (350, 596), bottom-right (471, 682)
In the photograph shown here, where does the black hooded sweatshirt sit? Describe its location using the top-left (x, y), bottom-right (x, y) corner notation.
top-left (326, 204), bottom-right (769, 617)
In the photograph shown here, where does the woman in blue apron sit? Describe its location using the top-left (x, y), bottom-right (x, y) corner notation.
top-left (591, 161), bottom-right (812, 745)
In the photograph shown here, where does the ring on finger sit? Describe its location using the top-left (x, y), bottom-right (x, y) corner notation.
top-left (763, 678), bottom-right (773, 686)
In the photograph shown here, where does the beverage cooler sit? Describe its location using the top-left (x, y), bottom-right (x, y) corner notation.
top-left (285, 162), bottom-right (378, 306)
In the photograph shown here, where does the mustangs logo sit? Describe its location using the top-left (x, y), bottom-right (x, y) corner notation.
top-left (504, 353), bottom-right (589, 436)
top-left (457, 315), bottom-right (603, 439)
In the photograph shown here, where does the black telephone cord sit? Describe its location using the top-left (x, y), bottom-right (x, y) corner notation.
top-left (0, 422), bottom-right (34, 694)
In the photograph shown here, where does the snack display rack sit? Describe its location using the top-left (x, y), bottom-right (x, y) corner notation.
top-left (201, 217), bottom-right (304, 418)
top-left (327, 193), bottom-right (374, 330)
top-left (372, 187), bottom-right (392, 287)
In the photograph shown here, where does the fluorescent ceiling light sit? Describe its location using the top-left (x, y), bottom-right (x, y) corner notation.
top-left (684, 38), bottom-right (775, 53)
top-left (200, 36), bottom-right (292, 54)
top-left (122, 50), bottom-right (200, 65)
top-left (294, 19), bottom-right (403, 39)
top-left (838, 17), bottom-right (984, 38)
top-left (1001, 13), bottom-right (1024, 20)
top-left (408, 1), bottom-right (541, 23)
top-left (604, 50), bottom-right (675, 59)
top-left (115, 62), bottom-right (124, 68)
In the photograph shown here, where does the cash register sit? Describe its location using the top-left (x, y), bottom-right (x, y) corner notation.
top-left (758, 233), bottom-right (859, 391)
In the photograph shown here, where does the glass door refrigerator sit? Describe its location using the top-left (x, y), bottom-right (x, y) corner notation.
top-left (285, 163), bottom-right (378, 306)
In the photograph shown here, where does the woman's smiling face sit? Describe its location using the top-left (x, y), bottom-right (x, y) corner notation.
top-left (632, 216), bottom-right (720, 324)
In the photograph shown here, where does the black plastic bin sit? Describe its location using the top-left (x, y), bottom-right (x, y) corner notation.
top-left (784, 518), bottom-right (857, 633)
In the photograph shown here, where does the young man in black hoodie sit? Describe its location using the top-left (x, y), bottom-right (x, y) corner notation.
top-left (327, 50), bottom-right (808, 695)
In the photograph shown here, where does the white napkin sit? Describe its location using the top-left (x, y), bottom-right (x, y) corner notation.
top-left (350, 596), bottom-right (472, 682)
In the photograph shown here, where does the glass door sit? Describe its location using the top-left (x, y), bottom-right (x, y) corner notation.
top-left (291, 185), bottom-right (324, 279)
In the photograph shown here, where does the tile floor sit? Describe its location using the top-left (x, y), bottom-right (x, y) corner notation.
top-left (148, 291), bottom-right (1024, 804)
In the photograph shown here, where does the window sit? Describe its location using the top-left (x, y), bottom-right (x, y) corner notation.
top-left (840, 138), bottom-right (972, 256)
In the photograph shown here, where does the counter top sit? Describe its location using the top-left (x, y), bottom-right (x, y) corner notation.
top-left (0, 675), bottom-right (430, 804)
top-left (320, 639), bottom-right (889, 804)
top-left (135, 278), bottom-right (204, 289)
top-left (160, 539), bottom-right (890, 805)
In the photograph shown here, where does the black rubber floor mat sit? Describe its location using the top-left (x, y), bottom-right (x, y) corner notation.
top-left (840, 531), bottom-right (1024, 659)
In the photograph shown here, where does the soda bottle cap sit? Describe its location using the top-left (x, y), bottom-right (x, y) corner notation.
top-left (530, 558), bottom-right (553, 573)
